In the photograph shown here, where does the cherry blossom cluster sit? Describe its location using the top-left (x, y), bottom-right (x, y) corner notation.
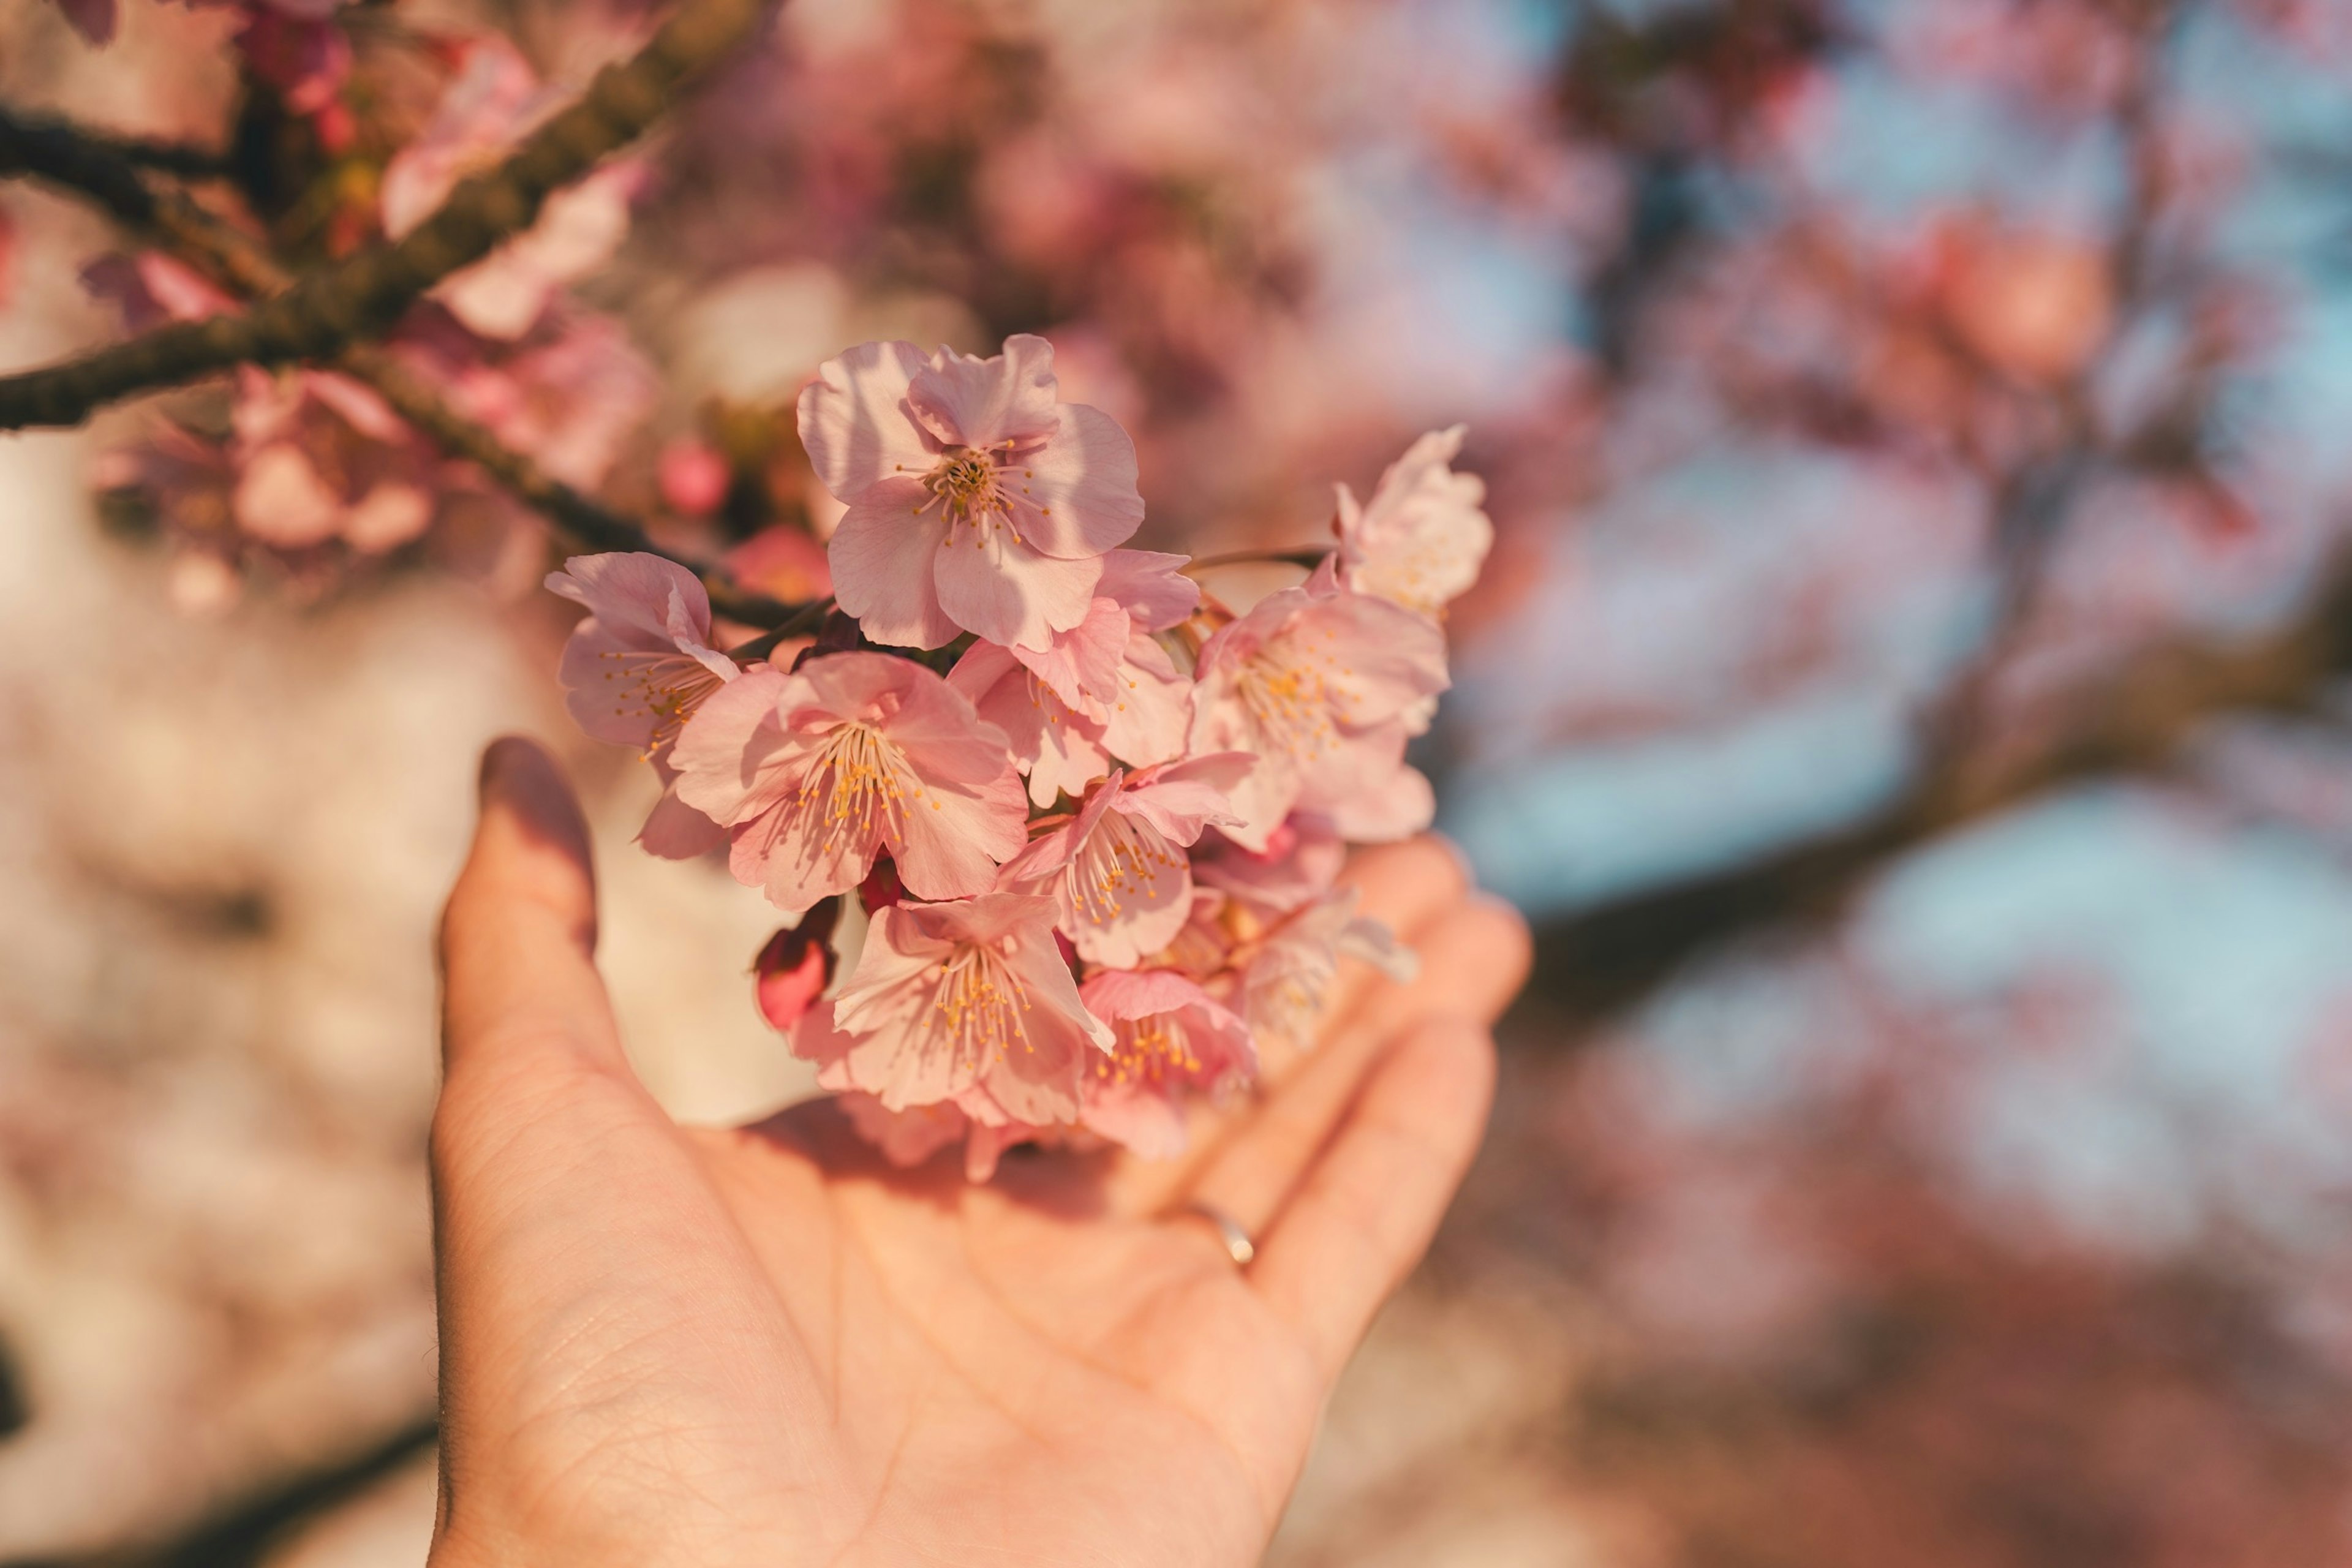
top-left (86, 37), bottom-right (649, 606)
top-left (551, 334), bottom-right (1490, 1177)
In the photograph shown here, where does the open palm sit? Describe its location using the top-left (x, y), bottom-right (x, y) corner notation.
top-left (429, 739), bottom-right (1529, 1567)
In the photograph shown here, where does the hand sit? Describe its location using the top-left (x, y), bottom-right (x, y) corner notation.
top-left (428, 737), bottom-right (1530, 1566)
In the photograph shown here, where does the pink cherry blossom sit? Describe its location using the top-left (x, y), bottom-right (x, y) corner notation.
top-left (1189, 560), bottom-right (1449, 850)
top-left (1335, 424), bottom-right (1493, 617)
top-left (1242, 886), bottom-right (1415, 1044)
top-left (86, 257), bottom-right (436, 552)
top-left (671, 651), bottom-right (1028, 913)
top-left (799, 893), bottom-right (1110, 1125)
top-left (1076, 968), bottom-right (1256, 1159)
top-left (946, 549), bottom-right (1196, 805)
top-left (796, 334), bottom-right (1145, 650)
top-left (546, 552), bottom-right (742, 858)
top-left (381, 38), bottom-right (639, 341)
top-left (997, 755), bottom-right (1250, 967)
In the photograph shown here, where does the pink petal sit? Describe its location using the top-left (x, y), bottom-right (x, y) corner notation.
top-left (1077, 1080), bottom-right (1190, 1161)
top-left (669, 667), bottom-right (793, 823)
top-left (1117, 752), bottom-right (1251, 843)
top-left (827, 486), bottom-right (960, 649)
top-left (890, 764), bottom-right (1030, 902)
top-left (906, 334), bottom-right (1061, 451)
top-left (1012, 402), bottom-right (1144, 557)
top-left (233, 443), bottom-right (342, 547)
top-left (1098, 631), bottom-right (1193, 770)
top-left (932, 524), bottom-right (1103, 651)
top-left (638, 783), bottom-right (728, 859)
top-left (1097, 549), bottom-right (1199, 630)
top-left (1322, 755), bottom-right (1436, 843)
top-left (796, 340), bottom-right (938, 500)
top-left (1079, 967), bottom-right (1219, 1022)
top-left (1010, 595), bottom-right (1128, 710)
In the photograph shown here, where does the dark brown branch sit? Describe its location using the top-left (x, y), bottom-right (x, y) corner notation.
top-left (0, 104), bottom-right (817, 629)
top-left (0, 112), bottom-right (228, 180)
top-left (0, 0), bottom-right (766, 430)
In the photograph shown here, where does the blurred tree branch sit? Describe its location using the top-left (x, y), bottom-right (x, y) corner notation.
top-left (0, 0), bottom-right (766, 431)
top-left (0, 103), bottom-right (820, 633)
top-left (1529, 543), bottom-right (2352, 1015)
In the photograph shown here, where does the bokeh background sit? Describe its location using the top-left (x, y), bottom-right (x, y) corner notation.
top-left (7, 0), bottom-right (2352, 1561)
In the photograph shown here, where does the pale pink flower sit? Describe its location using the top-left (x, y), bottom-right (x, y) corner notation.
top-left (799, 894), bottom-right (1110, 1124)
top-left (227, 367), bottom-right (435, 550)
top-left (546, 552), bottom-right (741, 854)
top-left (382, 38), bottom-right (639, 341)
top-left (402, 309), bottom-right (655, 491)
top-left (997, 755), bottom-right (1249, 967)
top-left (671, 651), bottom-right (1028, 914)
top-left (1243, 887), bottom-right (1415, 1044)
top-left (1189, 561), bottom-right (1448, 850)
top-left (1336, 424), bottom-right (1493, 617)
top-left (947, 549), bottom-right (1195, 805)
top-left (1076, 968), bottom-right (1256, 1159)
top-left (797, 334), bottom-right (1145, 650)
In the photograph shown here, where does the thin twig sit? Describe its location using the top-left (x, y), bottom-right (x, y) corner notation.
top-left (0, 0), bottom-right (766, 429)
top-left (1181, 546), bottom-right (1331, 575)
top-left (0, 104), bottom-right (814, 628)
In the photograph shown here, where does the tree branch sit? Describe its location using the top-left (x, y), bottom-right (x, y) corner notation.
top-left (1527, 546), bottom-right (2352, 1017)
top-left (0, 103), bottom-right (821, 630)
top-left (0, 0), bottom-right (766, 430)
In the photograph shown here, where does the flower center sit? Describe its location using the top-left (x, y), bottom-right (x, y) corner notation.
top-left (1069, 809), bottom-right (1184, 925)
top-left (1235, 636), bottom-right (1355, 761)
top-left (903, 444), bottom-right (1046, 549)
top-left (788, 720), bottom-right (920, 845)
top-left (927, 943), bottom-right (1034, 1068)
top-left (1093, 1012), bottom-right (1201, 1087)
top-left (599, 648), bottom-right (728, 758)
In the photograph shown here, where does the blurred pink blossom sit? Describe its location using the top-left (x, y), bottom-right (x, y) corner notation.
top-left (380, 37), bottom-right (639, 341)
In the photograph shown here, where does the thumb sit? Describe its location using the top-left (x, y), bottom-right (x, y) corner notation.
top-left (437, 736), bottom-right (628, 1082)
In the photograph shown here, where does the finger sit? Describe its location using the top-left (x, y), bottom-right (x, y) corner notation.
top-left (1248, 1014), bottom-right (1497, 1382)
top-left (437, 736), bottom-right (626, 1081)
top-left (1178, 894), bottom-right (1528, 1235)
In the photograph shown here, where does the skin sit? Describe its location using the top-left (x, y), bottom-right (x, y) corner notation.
top-left (431, 737), bottom-right (1532, 1566)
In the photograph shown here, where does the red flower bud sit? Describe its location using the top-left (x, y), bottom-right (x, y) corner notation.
top-left (752, 898), bottom-right (840, 1033)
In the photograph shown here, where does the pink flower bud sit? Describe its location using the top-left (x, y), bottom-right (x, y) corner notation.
top-left (660, 437), bottom-right (733, 517)
top-left (752, 899), bottom-right (840, 1033)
